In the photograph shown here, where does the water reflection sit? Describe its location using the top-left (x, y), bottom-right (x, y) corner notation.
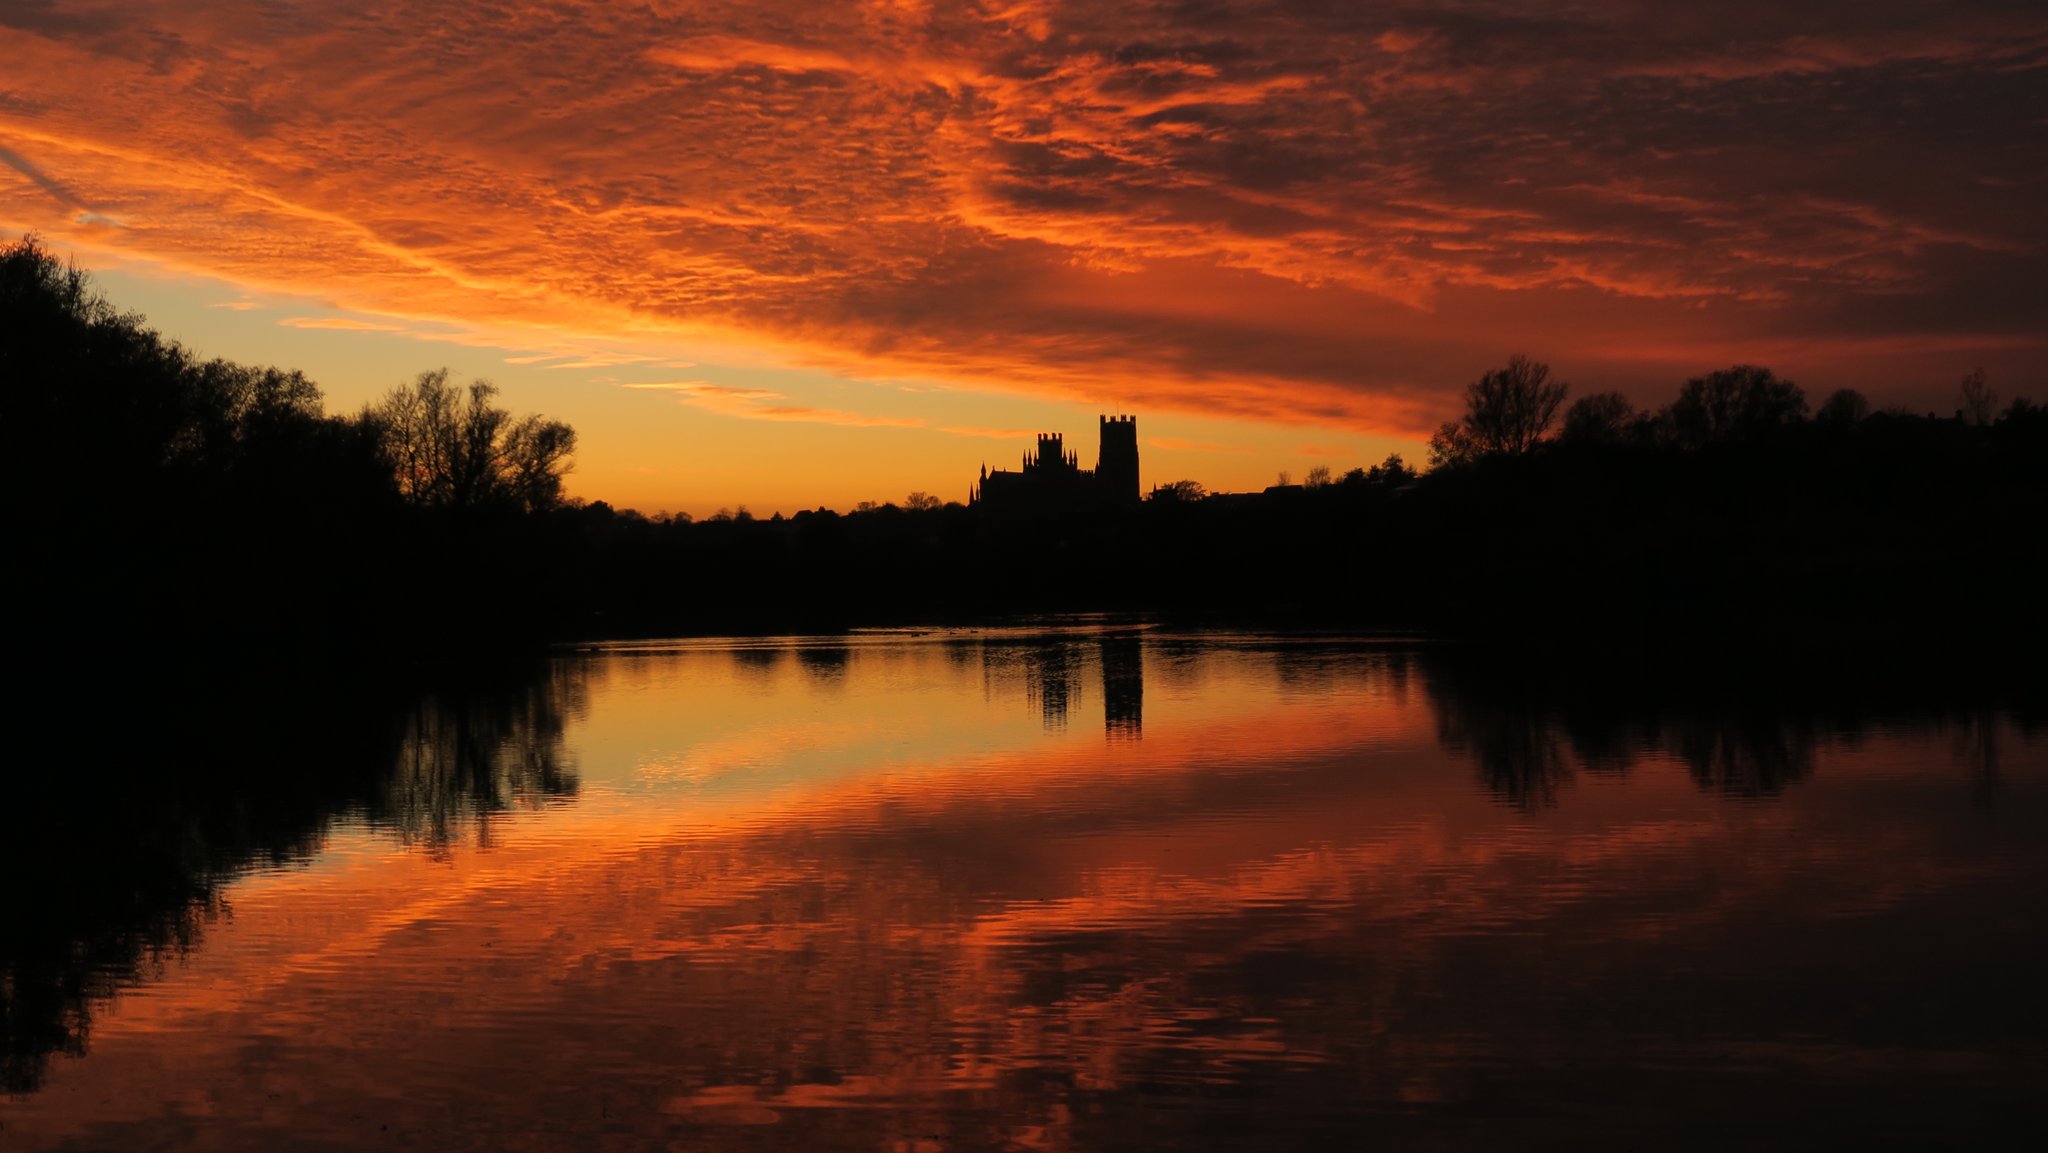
top-left (1421, 655), bottom-right (2048, 808)
top-left (0, 663), bottom-right (581, 1094)
top-left (4, 633), bottom-right (2044, 1152)
top-left (968, 629), bottom-right (1147, 739)
top-left (1432, 673), bottom-right (1572, 808)
top-left (380, 664), bottom-right (585, 849)
top-left (796, 644), bottom-right (851, 684)
top-left (1025, 640), bottom-right (1080, 731)
top-left (1100, 633), bottom-right (1143, 740)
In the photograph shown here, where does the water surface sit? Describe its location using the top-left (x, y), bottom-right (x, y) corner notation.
top-left (4, 629), bottom-right (2044, 1150)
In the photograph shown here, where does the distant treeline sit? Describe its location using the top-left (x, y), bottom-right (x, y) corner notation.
top-left (534, 352), bottom-right (2048, 663)
top-left (7, 237), bottom-right (2045, 663)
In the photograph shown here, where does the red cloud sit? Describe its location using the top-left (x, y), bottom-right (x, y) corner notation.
top-left (2, 0), bottom-right (2042, 430)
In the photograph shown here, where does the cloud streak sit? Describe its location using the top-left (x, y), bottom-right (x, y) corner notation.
top-left (2, 0), bottom-right (2043, 429)
top-left (280, 316), bottom-right (407, 332)
top-left (622, 378), bottom-right (925, 430)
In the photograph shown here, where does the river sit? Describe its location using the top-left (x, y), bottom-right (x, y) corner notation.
top-left (3, 626), bottom-right (2043, 1150)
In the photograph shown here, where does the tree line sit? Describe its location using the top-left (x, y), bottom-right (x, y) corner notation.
top-left (8, 236), bottom-right (2045, 663)
top-left (1, 237), bottom-right (576, 517)
top-left (2, 236), bottom-right (584, 661)
top-left (1420, 353), bottom-right (2038, 468)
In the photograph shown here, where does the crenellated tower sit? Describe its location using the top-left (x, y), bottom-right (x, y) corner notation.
top-left (975, 415), bottom-right (1140, 510)
top-left (1097, 415), bottom-right (1139, 504)
top-left (1017, 432), bottom-right (1075, 473)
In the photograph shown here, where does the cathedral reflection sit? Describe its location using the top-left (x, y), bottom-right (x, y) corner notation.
top-left (985, 631), bottom-right (1145, 740)
top-left (1100, 633), bottom-right (1143, 741)
top-left (1022, 643), bottom-right (1077, 730)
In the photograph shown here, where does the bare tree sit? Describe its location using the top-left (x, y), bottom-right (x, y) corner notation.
top-left (1668, 364), bottom-right (1805, 447)
top-left (1960, 368), bottom-right (1997, 426)
top-left (1561, 391), bottom-right (1636, 444)
top-left (1430, 355), bottom-right (1568, 466)
top-left (1304, 465), bottom-right (1333, 488)
top-left (364, 370), bottom-right (576, 512)
top-left (500, 413), bottom-right (577, 511)
top-left (1427, 421), bottom-right (1474, 469)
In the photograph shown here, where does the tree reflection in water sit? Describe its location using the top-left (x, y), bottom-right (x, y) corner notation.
top-left (3, 636), bottom-right (2036, 1129)
top-left (1420, 652), bottom-right (2032, 809)
top-left (0, 661), bottom-right (582, 1092)
top-left (378, 664), bottom-right (584, 850)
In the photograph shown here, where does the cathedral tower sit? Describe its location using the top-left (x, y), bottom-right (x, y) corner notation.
top-left (1097, 415), bottom-right (1138, 504)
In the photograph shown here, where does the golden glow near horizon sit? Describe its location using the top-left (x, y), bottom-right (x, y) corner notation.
top-left (3, 2), bottom-right (2044, 515)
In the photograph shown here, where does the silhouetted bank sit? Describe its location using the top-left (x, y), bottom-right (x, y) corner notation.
top-left (7, 238), bottom-right (2045, 667)
top-left (548, 409), bottom-right (2048, 669)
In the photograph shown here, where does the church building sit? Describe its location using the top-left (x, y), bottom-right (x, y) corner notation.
top-left (972, 416), bottom-right (1139, 510)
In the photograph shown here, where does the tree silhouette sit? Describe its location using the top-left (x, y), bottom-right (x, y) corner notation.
top-left (1561, 391), bottom-right (1636, 444)
top-left (1816, 388), bottom-right (1870, 427)
top-left (1668, 364), bottom-right (1805, 447)
top-left (1960, 368), bottom-right (1997, 426)
top-left (1149, 479), bottom-right (1206, 502)
top-left (363, 370), bottom-right (575, 513)
top-left (3, 235), bottom-right (202, 489)
top-left (1363, 453), bottom-right (1415, 486)
top-left (1429, 354), bottom-right (1568, 466)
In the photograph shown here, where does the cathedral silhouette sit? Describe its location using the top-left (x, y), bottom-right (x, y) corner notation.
top-left (972, 415), bottom-right (1139, 510)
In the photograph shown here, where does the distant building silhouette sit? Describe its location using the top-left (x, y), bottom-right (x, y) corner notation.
top-left (973, 416), bottom-right (1140, 510)
top-left (1097, 415), bottom-right (1139, 501)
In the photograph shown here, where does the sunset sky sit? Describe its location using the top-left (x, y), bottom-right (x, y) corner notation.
top-left (4, 1), bottom-right (2044, 516)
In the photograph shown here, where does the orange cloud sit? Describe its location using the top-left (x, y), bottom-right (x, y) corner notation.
top-left (622, 379), bottom-right (927, 429)
top-left (279, 316), bottom-right (407, 332)
top-left (1, 0), bottom-right (2042, 435)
